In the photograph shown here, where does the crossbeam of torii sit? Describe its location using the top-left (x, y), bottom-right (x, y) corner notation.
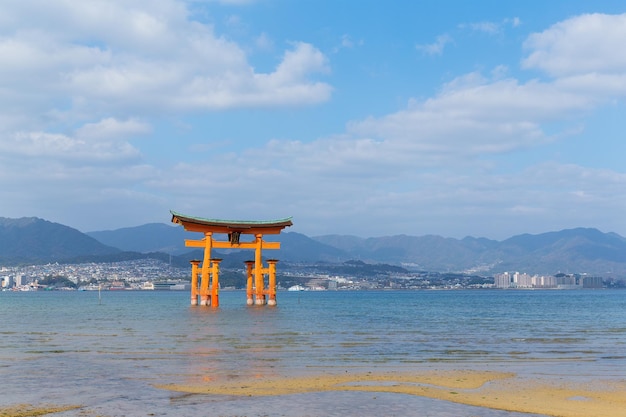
top-left (170, 210), bottom-right (292, 307)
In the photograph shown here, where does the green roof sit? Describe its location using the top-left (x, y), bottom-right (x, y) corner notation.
top-left (170, 210), bottom-right (293, 229)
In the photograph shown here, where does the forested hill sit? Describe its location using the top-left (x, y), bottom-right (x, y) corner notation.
top-left (2, 216), bottom-right (626, 276)
top-left (0, 217), bottom-right (120, 264)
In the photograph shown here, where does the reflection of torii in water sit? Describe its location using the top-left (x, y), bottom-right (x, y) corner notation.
top-left (170, 211), bottom-right (293, 307)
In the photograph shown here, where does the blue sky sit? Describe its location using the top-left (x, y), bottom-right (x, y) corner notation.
top-left (1, 0), bottom-right (625, 240)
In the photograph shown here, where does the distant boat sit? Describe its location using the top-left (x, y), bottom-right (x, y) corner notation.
top-left (153, 281), bottom-right (190, 290)
top-left (288, 285), bottom-right (306, 291)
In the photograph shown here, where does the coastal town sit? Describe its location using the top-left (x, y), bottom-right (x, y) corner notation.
top-left (0, 258), bottom-right (619, 291)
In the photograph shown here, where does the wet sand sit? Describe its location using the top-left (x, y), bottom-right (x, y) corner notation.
top-left (1, 369), bottom-right (623, 416)
top-left (0, 404), bottom-right (80, 417)
top-left (157, 369), bottom-right (626, 417)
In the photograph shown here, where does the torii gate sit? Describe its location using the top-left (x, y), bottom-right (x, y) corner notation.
top-left (170, 211), bottom-right (292, 307)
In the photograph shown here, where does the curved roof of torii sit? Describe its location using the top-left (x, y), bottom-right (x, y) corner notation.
top-left (170, 210), bottom-right (293, 234)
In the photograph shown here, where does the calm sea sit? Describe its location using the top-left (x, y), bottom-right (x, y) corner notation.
top-left (1, 289), bottom-right (624, 416)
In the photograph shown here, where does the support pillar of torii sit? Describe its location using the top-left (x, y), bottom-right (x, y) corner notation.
top-left (170, 211), bottom-right (292, 307)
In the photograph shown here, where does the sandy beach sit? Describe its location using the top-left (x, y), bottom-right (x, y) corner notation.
top-left (157, 369), bottom-right (626, 417)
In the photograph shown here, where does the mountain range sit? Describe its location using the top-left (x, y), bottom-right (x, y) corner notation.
top-left (1, 216), bottom-right (625, 277)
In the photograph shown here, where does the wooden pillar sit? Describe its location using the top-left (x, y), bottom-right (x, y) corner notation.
top-left (190, 260), bottom-right (201, 306)
top-left (200, 232), bottom-right (213, 306)
top-left (210, 258), bottom-right (221, 307)
top-left (267, 259), bottom-right (278, 306)
top-left (254, 234), bottom-right (265, 305)
top-left (245, 260), bottom-right (254, 306)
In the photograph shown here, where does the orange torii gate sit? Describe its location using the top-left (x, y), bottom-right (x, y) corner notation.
top-left (170, 211), bottom-right (292, 307)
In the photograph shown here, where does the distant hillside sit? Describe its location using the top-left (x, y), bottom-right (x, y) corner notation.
top-left (0, 217), bottom-right (120, 264)
top-left (87, 224), bottom-right (345, 262)
top-left (494, 228), bottom-right (626, 275)
top-left (313, 234), bottom-right (498, 270)
top-left (88, 223), bottom-right (626, 276)
top-left (2, 216), bottom-right (626, 277)
top-left (275, 232), bottom-right (348, 262)
top-left (313, 228), bottom-right (626, 276)
top-left (87, 223), bottom-right (190, 254)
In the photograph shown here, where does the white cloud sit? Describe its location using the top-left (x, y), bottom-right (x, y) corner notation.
top-left (468, 21), bottom-right (500, 35)
top-left (75, 118), bottom-right (152, 141)
top-left (340, 34), bottom-right (354, 49)
top-left (459, 17), bottom-right (522, 35)
top-left (416, 34), bottom-right (452, 56)
top-left (491, 65), bottom-right (509, 79)
top-left (332, 34), bottom-right (362, 53)
top-left (0, 0), bottom-right (332, 127)
top-left (523, 13), bottom-right (626, 77)
top-left (349, 13), bottom-right (626, 163)
top-left (344, 74), bottom-right (592, 158)
top-left (1, 127), bottom-right (142, 163)
top-left (152, 145), bottom-right (626, 237)
top-left (255, 32), bottom-right (274, 51)
top-left (174, 42), bottom-right (331, 108)
top-left (0, 0), bottom-right (332, 230)
top-left (271, 42), bottom-right (330, 83)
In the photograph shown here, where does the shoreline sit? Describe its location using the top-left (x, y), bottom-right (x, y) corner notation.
top-left (156, 369), bottom-right (626, 417)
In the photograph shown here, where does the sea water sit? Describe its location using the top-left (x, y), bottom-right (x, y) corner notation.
top-left (1, 289), bottom-right (624, 416)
